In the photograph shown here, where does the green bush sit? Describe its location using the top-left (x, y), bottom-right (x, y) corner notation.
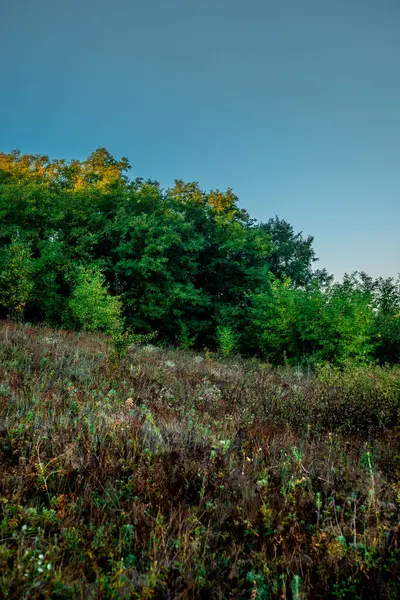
top-left (0, 237), bottom-right (34, 319)
top-left (216, 325), bottom-right (239, 357)
top-left (248, 278), bottom-right (373, 365)
top-left (67, 265), bottom-right (124, 337)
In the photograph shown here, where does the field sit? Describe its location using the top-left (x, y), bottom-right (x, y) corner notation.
top-left (1, 321), bottom-right (400, 598)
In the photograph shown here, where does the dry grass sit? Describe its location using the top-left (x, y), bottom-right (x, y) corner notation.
top-left (1, 321), bottom-right (400, 599)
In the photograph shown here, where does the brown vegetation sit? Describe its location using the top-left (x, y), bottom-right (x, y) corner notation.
top-left (1, 321), bottom-right (400, 598)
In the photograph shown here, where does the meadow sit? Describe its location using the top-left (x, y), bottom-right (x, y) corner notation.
top-left (1, 321), bottom-right (400, 599)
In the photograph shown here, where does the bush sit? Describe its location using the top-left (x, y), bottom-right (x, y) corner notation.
top-left (67, 265), bottom-right (124, 337)
top-left (0, 237), bottom-right (34, 319)
top-left (216, 325), bottom-right (239, 357)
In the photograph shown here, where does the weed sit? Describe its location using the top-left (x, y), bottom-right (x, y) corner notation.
top-left (0, 321), bottom-right (400, 598)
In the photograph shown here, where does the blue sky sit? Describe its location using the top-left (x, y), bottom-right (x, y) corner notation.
top-left (1, 0), bottom-right (399, 280)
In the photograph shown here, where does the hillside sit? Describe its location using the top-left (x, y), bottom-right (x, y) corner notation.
top-left (1, 321), bottom-right (400, 598)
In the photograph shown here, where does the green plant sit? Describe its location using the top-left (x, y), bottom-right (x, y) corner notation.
top-left (67, 265), bottom-right (124, 336)
top-left (0, 236), bottom-right (34, 318)
top-left (216, 325), bottom-right (239, 357)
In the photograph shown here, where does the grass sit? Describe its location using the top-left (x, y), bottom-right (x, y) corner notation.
top-left (1, 320), bottom-right (400, 598)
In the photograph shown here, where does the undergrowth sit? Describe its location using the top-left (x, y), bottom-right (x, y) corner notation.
top-left (1, 321), bottom-right (400, 598)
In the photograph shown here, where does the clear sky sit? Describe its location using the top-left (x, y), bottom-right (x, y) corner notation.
top-left (1, 0), bottom-right (399, 280)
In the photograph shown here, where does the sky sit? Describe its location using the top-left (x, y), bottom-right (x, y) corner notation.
top-left (1, 0), bottom-right (399, 280)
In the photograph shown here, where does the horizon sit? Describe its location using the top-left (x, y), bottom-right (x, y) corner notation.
top-left (1, 0), bottom-right (399, 280)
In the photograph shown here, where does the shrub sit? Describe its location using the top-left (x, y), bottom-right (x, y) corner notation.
top-left (216, 324), bottom-right (239, 357)
top-left (67, 265), bottom-right (124, 337)
top-left (0, 237), bottom-right (34, 319)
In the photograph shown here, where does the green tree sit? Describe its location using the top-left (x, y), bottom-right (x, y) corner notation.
top-left (0, 237), bottom-right (34, 318)
top-left (67, 265), bottom-right (124, 337)
top-left (247, 277), bottom-right (373, 365)
top-left (372, 276), bottom-right (400, 364)
top-left (258, 217), bottom-right (332, 287)
top-left (111, 180), bottom-right (207, 341)
top-left (1, 147), bottom-right (394, 365)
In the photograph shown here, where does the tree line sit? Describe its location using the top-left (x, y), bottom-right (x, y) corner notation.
top-left (0, 148), bottom-right (399, 364)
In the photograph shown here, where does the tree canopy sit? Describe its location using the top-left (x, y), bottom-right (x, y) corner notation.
top-left (0, 148), bottom-right (398, 365)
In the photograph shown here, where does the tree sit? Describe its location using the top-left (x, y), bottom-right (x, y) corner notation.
top-left (112, 181), bottom-right (207, 341)
top-left (372, 276), bottom-right (400, 364)
top-left (1, 147), bottom-right (394, 365)
top-left (247, 277), bottom-right (373, 365)
top-left (258, 217), bottom-right (332, 287)
top-left (0, 237), bottom-right (34, 319)
top-left (67, 265), bottom-right (124, 337)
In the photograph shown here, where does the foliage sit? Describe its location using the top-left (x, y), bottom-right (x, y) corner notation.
top-left (248, 278), bottom-right (373, 365)
top-left (67, 265), bottom-right (124, 337)
top-left (0, 236), bottom-right (34, 318)
top-left (0, 148), bottom-right (398, 365)
top-left (258, 216), bottom-right (333, 287)
top-left (216, 325), bottom-right (239, 356)
top-left (371, 276), bottom-right (400, 364)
